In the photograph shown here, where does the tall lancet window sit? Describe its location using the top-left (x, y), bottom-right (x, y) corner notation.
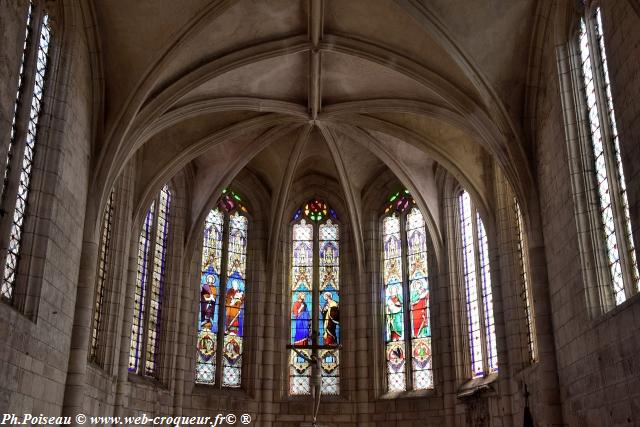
top-left (577, 6), bottom-right (638, 306)
top-left (289, 199), bottom-right (340, 395)
top-left (196, 190), bottom-right (248, 388)
top-left (458, 190), bottom-right (497, 378)
top-left (129, 185), bottom-right (171, 377)
top-left (514, 199), bottom-right (537, 363)
top-left (1, 2), bottom-right (51, 302)
top-left (90, 189), bottom-right (115, 364)
top-left (382, 190), bottom-right (433, 392)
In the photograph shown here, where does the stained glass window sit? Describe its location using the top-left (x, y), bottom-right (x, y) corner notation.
top-left (196, 190), bottom-right (248, 387)
top-left (289, 199), bottom-right (340, 396)
top-left (382, 190), bottom-right (433, 392)
top-left (514, 200), bottom-right (537, 363)
top-left (90, 190), bottom-right (115, 363)
top-left (1, 3), bottom-right (51, 302)
top-left (129, 185), bottom-right (171, 376)
top-left (458, 190), bottom-right (497, 378)
top-left (578, 8), bottom-right (639, 306)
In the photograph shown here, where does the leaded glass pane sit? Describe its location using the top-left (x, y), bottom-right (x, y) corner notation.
top-left (406, 208), bottom-right (432, 389)
top-left (129, 202), bottom-right (155, 373)
top-left (319, 220), bottom-right (340, 394)
top-left (459, 192), bottom-right (484, 377)
top-left (145, 185), bottom-right (171, 376)
top-left (290, 220), bottom-right (313, 395)
top-left (1, 11), bottom-right (51, 302)
top-left (477, 213), bottom-right (497, 373)
top-left (196, 209), bottom-right (223, 384)
top-left (383, 214), bottom-right (406, 391)
top-left (90, 190), bottom-right (114, 362)
top-left (222, 212), bottom-right (247, 387)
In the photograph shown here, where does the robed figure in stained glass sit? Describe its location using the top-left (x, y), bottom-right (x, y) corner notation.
top-left (410, 279), bottom-right (429, 338)
top-left (386, 283), bottom-right (404, 341)
top-left (225, 273), bottom-right (244, 336)
top-left (292, 292), bottom-right (311, 345)
top-left (321, 292), bottom-right (339, 344)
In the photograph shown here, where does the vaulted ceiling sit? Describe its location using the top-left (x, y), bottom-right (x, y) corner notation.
top-left (83, 0), bottom-right (544, 252)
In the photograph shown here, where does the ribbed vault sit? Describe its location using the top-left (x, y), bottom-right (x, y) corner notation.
top-left (82, 0), bottom-right (543, 263)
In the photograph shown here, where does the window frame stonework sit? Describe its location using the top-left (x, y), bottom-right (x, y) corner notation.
top-left (455, 190), bottom-right (498, 380)
top-left (559, 1), bottom-right (639, 315)
top-left (128, 184), bottom-right (173, 380)
top-left (379, 194), bottom-right (434, 394)
top-left (195, 193), bottom-right (251, 389)
top-left (0, 0), bottom-right (56, 316)
top-left (287, 199), bottom-right (342, 397)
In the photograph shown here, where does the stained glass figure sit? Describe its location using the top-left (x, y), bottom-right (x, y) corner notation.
top-left (196, 209), bottom-right (223, 384)
top-left (129, 185), bottom-right (172, 376)
top-left (1, 5), bottom-right (51, 302)
top-left (195, 190), bottom-right (249, 388)
top-left (382, 192), bottom-right (433, 392)
top-left (289, 199), bottom-right (340, 395)
top-left (458, 190), bottom-right (497, 378)
top-left (578, 9), bottom-right (639, 306)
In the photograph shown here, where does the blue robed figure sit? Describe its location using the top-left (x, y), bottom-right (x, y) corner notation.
top-left (292, 292), bottom-right (311, 345)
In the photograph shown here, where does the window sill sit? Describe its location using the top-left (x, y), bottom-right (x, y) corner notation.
top-left (457, 372), bottom-right (498, 398)
top-left (192, 383), bottom-right (251, 399)
top-left (378, 388), bottom-right (436, 400)
top-left (593, 291), bottom-right (640, 326)
top-left (285, 393), bottom-right (346, 402)
top-left (127, 372), bottom-right (167, 389)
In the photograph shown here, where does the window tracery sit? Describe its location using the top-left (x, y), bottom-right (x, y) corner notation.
top-left (1, 1), bottom-right (51, 302)
top-left (576, 6), bottom-right (638, 307)
top-left (289, 199), bottom-right (340, 396)
top-left (458, 190), bottom-right (497, 378)
top-left (196, 190), bottom-right (248, 388)
top-left (129, 185), bottom-right (171, 377)
top-left (382, 190), bottom-right (433, 392)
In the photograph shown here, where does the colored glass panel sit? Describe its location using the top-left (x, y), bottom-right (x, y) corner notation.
top-left (406, 208), bottom-right (432, 389)
top-left (319, 221), bottom-right (340, 395)
top-left (383, 214), bottom-right (405, 391)
top-left (196, 209), bottom-right (223, 384)
top-left (223, 212), bottom-right (247, 387)
top-left (290, 220), bottom-right (313, 395)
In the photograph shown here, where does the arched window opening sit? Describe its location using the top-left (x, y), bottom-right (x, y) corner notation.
top-left (514, 199), bottom-right (537, 363)
top-left (382, 190), bottom-right (433, 392)
top-left (196, 189), bottom-right (248, 388)
top-left (458, 190), bottom-right (497, 378)
top-left (0, 1), bottom-right (51, 303)
top-left (289, 199), bottom-right (340, 396)
top-left (577, 7), bottom-right (638, 306)
top-left (90, 189), bottom-right (115, 364)
top-left (129, 185), bottom-right (171, 377)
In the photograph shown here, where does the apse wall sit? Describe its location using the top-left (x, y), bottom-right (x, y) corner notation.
top-left (536, 2), bottom-right (640, 425)
top-left (0, 0), bottom-right (93, 417)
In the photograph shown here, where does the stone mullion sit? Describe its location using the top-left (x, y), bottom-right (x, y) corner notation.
top-left (141, 194), bottom-right (160, 376)
top-left (400, 212), bottom-right (413, 390)
top-left (472, 202), bottom-right (489, 376)
top-left (215, 212), bottom-right (230, 387)
top-left (312, 221), bottom-right (320, 387)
